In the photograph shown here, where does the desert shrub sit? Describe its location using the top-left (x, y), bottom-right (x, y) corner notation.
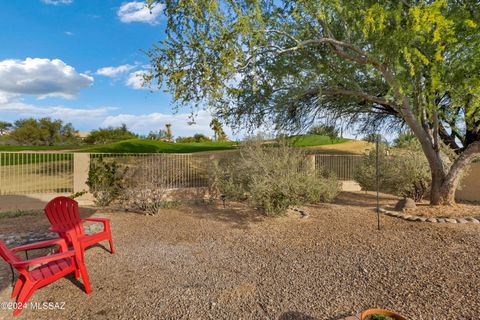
top-left (86, 157), bottom-right (128, 206)
top-left (354, 142), bottom-right (431, 201)
top-left (214, 140), bottom-right (340, 216)
top-left (119, 157), bottom-right (182, 215)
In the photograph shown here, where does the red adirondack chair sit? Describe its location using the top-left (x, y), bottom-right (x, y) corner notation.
top-left (0, 235), bottom-right (91, 316)
top-left (44, 196), bottom-right (115, 254)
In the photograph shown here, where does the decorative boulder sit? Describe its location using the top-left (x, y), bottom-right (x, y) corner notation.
top-left (394, 197), bottom-right (416, 211)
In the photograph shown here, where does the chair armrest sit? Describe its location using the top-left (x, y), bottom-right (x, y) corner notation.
top-left (82, 217), bottom-right (109, 224)
top-left (12, 238), bottom-right (68, 253)
top-left (82, 218), bottom-right (110, 232)
top-left (12, 251), bottom-right (74, 268)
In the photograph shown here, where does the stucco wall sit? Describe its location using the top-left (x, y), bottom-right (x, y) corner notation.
top-left (456, 162), bottom-right (480, 202)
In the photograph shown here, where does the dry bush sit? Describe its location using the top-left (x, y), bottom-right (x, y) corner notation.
top-left (354, 142), bottom-right (431, 201)
top-left (214, 140), bottom-right (340, 216)
top-left (120, 156), bottom-right (182, 215)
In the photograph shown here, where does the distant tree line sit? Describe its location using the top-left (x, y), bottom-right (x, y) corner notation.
top-left (0, 117), bottom-right (230, 146)
top-left (1, 118), bottom-right (77, 146)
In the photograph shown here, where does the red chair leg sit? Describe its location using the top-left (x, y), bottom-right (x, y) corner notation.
top-left (108, 237), bottom-right (115, 254)
top-left (78, 264), bottom-right (92, 294)
top-left (13, 282), bottom-right (34, 316)
top-left (74, 269), bottom-right (80, 278)
top-left (11, 276), bottom-right (24, 299)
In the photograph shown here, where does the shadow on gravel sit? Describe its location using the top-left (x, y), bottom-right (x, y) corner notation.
top-left (279, 311), bottom-right (356, 320)
top-left (278, 311), bottom-right (318, 320)
top-left (183, 203), bottom-right (265, 229)
top-left (335, 191), bottom-right (398, 208)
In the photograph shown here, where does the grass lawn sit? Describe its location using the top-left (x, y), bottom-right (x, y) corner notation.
top-left (0, 144), bottom-right (84, 152)
top-left (82, 139), bottom-right (239, 153)
top-left (288, 134), bottom-right (349, 147)
top-left (0, 135), bottom-right (352, 154)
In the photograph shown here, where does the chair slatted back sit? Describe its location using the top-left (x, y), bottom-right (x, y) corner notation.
top-left (44, 197), bottom-right (85, 237)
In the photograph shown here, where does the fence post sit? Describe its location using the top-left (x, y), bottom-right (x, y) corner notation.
top-left (73, 153), bottom-right (90, 193)
top-left (306, 154), bottom-right (316, 173)
top-left (206, 154), bottom-right (218, 200)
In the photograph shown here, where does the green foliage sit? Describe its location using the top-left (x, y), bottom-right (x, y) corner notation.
top-left (69, 190), bottom-right (87, 199)
top-left (8, 118), bottom-right (78, 146)
top-left (146, 0), bottom-right (480, 204)
top-left (289, 134), bottom-right (347, 147)
top-left (86, 157), bottom-right (128, 207)
top-left (176, 133), bottom-right (212, 143)
top-left (354, 142), bottom-right (431, 201)
top-left (0, 121), bottom-right (12, 135)
top-left (147, 129), bottom-right (168, 140)
top-left (308, 125), bottom-right (340, 143)
top-left (210, 118), bottom-right (228, 141)
top-left (394, 131), bottom-right (417, 148)
top-left (84, 138), bottom-right (236, 153)
top-left (214, 140), bottom-right (340, 215)
top-left (84, 124), bottom-right (137, 144)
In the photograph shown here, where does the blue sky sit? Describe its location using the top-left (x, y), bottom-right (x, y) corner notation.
top-left (0, 0), bottom-right (227, 138)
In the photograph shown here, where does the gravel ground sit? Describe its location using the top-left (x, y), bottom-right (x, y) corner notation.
top-left (0, 192), bottom-right (479, 320)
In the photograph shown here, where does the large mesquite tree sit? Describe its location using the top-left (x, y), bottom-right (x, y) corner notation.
top-left (145, 0), bottom-right (479, 205)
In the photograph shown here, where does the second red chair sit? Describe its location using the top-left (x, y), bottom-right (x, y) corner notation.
top-left (44, 196), bottom-right (115, 255)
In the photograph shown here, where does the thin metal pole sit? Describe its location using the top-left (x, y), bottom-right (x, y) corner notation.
top-left (376, 135), bottom-right (380, 231)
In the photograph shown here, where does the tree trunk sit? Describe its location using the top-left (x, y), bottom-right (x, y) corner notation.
top-left (429, 167), bottom-right (446, 205)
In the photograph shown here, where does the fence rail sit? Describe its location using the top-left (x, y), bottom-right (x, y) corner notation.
top-left (89, 153), bottom-right (211, 189)
top-left (0, 152), bottom-right (74, 195)
top-left (315, 154), bottom-right (363, 180)
top-left (0, 152), bottom-right (364, 195)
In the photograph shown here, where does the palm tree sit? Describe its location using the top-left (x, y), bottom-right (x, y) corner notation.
top-left (210, 118), bottom-right (227, 141)
top-left (165, 123), bottom-right (172, 141)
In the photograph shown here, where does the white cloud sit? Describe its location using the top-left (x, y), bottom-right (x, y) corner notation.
top-left (102, 110), bottom-right (223, 137)
top-left (0, 101), bottom-right (114, 124)
top-left (64, 31), bottom-right (74, 36)
top-left (96, 64), bottom-right (134, 78)
top-left (41, 0), bottom-right (73, 5)
top-left (0, 58), bottom-right (93, 100)
top-left (117, 1), bottom-right (164, 25)
top-left (125, 70), bottom-right (149, 90)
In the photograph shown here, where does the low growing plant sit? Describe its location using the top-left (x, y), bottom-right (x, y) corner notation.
top-left (86, 157), bottom-right (128, 207)
top-left (120, 157), bottom-right (182, 215)
top-left (214, 140), bottom-right (340, 216)
top-left (354, 142), bottom-right (431, 201)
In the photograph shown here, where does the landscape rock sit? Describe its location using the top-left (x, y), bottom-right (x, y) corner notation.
top-left (395, 197), bottom-right (416, 211)
top-left (445, 218), bottom-right (458, 224)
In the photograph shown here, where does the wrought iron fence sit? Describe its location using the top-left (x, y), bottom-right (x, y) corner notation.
top-left (89, 153), bottom-right (211, 189)
top-left (315, 154), bottom-right (363, 180)
top-left (0, 152), bottom-right (74, 194)
top-left (0, 152), bottom-right (364, 195)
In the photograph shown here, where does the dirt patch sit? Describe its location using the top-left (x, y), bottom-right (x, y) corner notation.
top-left (0, 192), bottom-right (479, 319)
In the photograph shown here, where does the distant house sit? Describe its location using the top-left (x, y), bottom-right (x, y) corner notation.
top-left (76, 131), bottom-right (90, 140)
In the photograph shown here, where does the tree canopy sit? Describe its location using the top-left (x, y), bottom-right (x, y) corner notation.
top-left (146, 0), bottom-right (479, 204)
top-left (8, 118), bottom-right (77, 146)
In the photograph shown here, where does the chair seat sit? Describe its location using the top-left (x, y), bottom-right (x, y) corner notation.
top-left (31, 258), bottom-right (72, 281)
